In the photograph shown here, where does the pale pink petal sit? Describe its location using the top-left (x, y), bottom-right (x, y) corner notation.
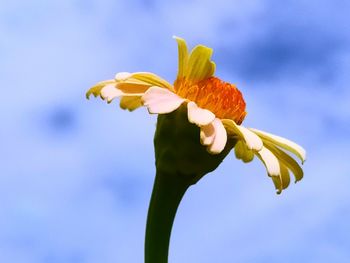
top-left (256, 146), bottom-right (281, 177)
top-left (200, 123), bottom-right (216, 146)
top-left (208, 119), bottom-right (227, 154)
top-left (142, 86), bottom-right (185, 114)
top-left (100, 84), bottom-right (123, 103)
top-left (187, 101), bottom-right (215, 126)
top-left (115, 72), bottom-right (132, 81)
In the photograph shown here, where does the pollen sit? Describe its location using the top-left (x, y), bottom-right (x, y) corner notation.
top-left (175, 77), bottom-right (247, 124)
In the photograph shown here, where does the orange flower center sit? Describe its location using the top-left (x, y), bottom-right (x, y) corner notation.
top-left (175, 77), bottom-right (247, 124)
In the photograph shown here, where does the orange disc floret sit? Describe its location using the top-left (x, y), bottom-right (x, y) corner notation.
top-left (175, 77), bottom-right (247, 124)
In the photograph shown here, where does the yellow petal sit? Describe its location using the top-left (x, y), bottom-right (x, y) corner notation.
top-left (186, 44), bottom-right (216, 82)
top-left (264, 142), bottom-right (304, 183)
top-left (271, 176), bottom-right (282, 194)
top-left (271, 162), bottom-right (291, 194)
top-left (120, 96), bottom-right (142, 111)
top-left (187, 101), bottom-right (215, 126)
top-left (173, 36), bottom-right (189, 79)
top-left (130, 72), bottom-right (174, 92)
top-left (234, 140), bottom-right (254, 163)
top-left (116, 82), bottom-right (151, 95)
top-left (280, 163), bottom-right (291, 189)
top-left (222, 120), bottom-right (263, 151)
top-left (250, 128), bottom-right (306, 163)
top-left (142, 86), bottom-right (185, 114)
top-left (207, 118), bottom-right (227, 154)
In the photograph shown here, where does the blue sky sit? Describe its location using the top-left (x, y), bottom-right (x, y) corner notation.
top-left (1, 0), bottom-right (350, 262)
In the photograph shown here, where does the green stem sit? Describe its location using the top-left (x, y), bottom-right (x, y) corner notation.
top-left (145, 171), bottom-right (192, 263)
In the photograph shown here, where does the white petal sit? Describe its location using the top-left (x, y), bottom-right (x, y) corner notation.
top-left (100, 84), bottom-right (123, 103)
top-left (256, 146), bottom-right (280, 177)
top-left (200, 123), bottom-right (216, 146)
top-left (222, 119), bottom-right (263, 151)
top-left (187, 102), bottom-right (215, 126)
top-left (115, 72), bottom-right (132, 81)
top-left (208, 119), bottom-right (227, 154)
top-left (142, 86), bottom-right (185, 114)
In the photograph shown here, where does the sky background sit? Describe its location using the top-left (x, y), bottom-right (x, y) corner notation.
top-left (1, 0), bottom-right (350, 262)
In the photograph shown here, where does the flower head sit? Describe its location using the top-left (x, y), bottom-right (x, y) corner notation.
top-left (87, 36), bottom-right (306, 194)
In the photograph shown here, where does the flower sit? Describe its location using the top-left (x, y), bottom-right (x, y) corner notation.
top-left (86, 36), bottom-right (306, 194)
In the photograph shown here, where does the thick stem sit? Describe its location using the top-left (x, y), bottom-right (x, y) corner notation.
top-left (144, 171), bottom-right (192, 263)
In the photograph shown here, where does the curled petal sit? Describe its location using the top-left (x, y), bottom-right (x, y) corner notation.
top-left (271, 163), bottom-right (291, 194)
top-left (142, 86), bottom-right (185, 114)
top-left (250, 128), bottom-right (306, 163)
top-left (187, 102), bottom-right (215, 126)
top-left (271, 176), bottom-right (282, 195)
top-left (222, 119), bottom-right (263, 151)
top-left (207, 119), bottom-right (227, 154)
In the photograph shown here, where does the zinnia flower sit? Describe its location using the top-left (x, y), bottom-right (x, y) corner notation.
top-left (86, 36), bottom-right (306, 194)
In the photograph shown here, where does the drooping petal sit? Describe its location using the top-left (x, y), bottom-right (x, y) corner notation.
top-left (119, 96), bottom-right (142, 111)
top-left (186, 44), bottom-right (216, 82)
top-left (86, 79), bottom-right (115, 99)
top-left (142, 86), bottom-right (185, 114)
top-left (100, 84), bottom-right (123, 103)
top-left (280, 163), bottom-right (291, 189)
top-left (264, 142), bottom-right (304, 183)
top-left (234, 140), bottom-right (254, 163)
top-left (222, 119), bottom-right (263, 151)
top-left (200, 123), bottom-right (216, 146)
top-left (271, 176), bottom-right (282, 195)
top-left (250, 128), bottom-right (306, 163)
top-left (256, 146), bottom-right (280, 177)
top-left (173, 36), bottom-right (189, 79)
top-left (207, 119), bottom-right (227, 154)
top-left (187, 101), bottom-right (215, 126)
top-left (271, 162), bottom-right (291, 194)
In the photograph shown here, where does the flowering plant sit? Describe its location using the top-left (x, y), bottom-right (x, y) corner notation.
top-left (87, 37), bottom-right (306, 263)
